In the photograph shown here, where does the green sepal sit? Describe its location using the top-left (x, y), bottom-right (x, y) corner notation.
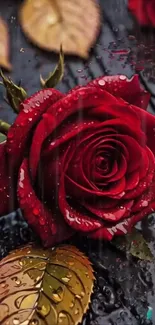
top-left (40, 45), bottom-right (64, 88)
top-left (0, 70), bottom-right (27, 113)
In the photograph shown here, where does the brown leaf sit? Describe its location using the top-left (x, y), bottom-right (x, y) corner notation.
top-left (0, 17), bottom-right (12, 70)
top-left (19, 0), bottom-right (101, 59)
top-left (0, 244), bottom-right (95, 325)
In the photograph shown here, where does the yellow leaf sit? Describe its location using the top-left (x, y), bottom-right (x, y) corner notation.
top-left (19, 0), bottom-right (101, 59)
top-left (0, 244), bottom-right (95, 325)
top-left (0, 17), bottom-right (12, 70)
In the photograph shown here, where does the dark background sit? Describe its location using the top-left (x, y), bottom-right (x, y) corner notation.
top-left (0, 1), bottom-right (155, 324)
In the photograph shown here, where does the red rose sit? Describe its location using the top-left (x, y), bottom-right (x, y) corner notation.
top-left (128, 0), bottom-right (155, 27)
top-left (0, 75), bottom-right (154, 247)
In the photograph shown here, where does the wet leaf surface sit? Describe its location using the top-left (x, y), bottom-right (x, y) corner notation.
top-left (19, 0), bottom-right (101, 58)
top-left (0, 212), bottom-right (154, 325)
top-left (0, 241), bottom-right (94, 325)
top-left (0, 17), bottom-right (12, 71)
top-left (112, 229), bottom-right (154, 261)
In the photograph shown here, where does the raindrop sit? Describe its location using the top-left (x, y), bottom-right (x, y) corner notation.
top-left (119, 75), bottom-right (126, 80)
top-left (61, 277), bottom-right (70, 283)
top-left (13, 318), bottom-right (19, 325)
top-left (141, 200), bottom-right (149, 207)
top-left (75, 308), bottom-right (79, 315)
top-left (33, 208), bottom-right (39, 216)
top-left (70, 302), bottom-right (74, 308)
top-left (51, 287), bottom-right (64, 303)
top-left (35, 101), bottom-right (40, 107)
top-left (58, 312), bottom-right (67, 323)
top-left (15, 279), bottom-right (21, 286)
top-left (39, 218), bottom-right (46, 226)
top-left (1, 282), bottom-right (8, 289)
top-left (98, 80), bottom-right (105, 86)
top-left (29, 320), bottom-right (38, 325)
top-left (37, 304), bottom-right (50, 317)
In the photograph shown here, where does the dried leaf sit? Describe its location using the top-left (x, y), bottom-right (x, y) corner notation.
top-left (0, 244), bottom-right (95, 325)
top-left (112, 229), bottom-right (153, 261)
top-left (0, 70), bottom-right (27, 113)
top-left (19, 0), bottom-right (101, 59)
top-left (0, 17), bottom-right (12, 70)
top-left (40, 45), bottom-right (64, 88)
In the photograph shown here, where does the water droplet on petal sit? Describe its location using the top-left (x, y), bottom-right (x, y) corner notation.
top-left (39, 217), bottom-right (46, 225)
top-left (35, 101), bottom-right (40, 107)
top-left (119, 75), bottom-right (126, 80)
top-left (141, 200), bottom-right (149, 207)
top-left (33, 208), bottom-right (39, 216)
top-left (98, 79), bottom-right (105, 86)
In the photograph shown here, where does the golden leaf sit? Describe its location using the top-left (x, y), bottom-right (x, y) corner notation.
top-left (0, 70), bottom-right (27, 113)
top-left (19, 0), bottom-right (101, 59)
top-left (40, 45), bottom-right (64, 88)
top-left (0, 17), bottom-right (12, 70)
top-left (0, 244), bottom-right (95, 325)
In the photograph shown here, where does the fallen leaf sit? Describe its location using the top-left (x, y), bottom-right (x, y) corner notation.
top-left (112, 228), bottom-right (153, 261)
top-left (19, 0), bottom-right (101, 58)
top-left (40, 45), bottom-right (64, 88)
top-left (0, 17), bottom-right (12, 70)
top-left (0, 244), bottom-right (95, 325)
top-left (0, 70), bottom-right (27, 113)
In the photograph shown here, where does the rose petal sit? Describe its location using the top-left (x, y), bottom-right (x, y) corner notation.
top-left (128, 0), bottom-right (150, 26)
top-left (90, 219), bottom-right (130, 240)
top-left (7, 89), bottom-right (63, 170)
top-left (147, 2), bottom-right (155, 27)
top-left (17, 158), bottom-right (73, 247)
top-left (132, 175), bottom-right (155, 212)
top-left (0, 142), bottom-right (16, 215)
top-left (131, 104), bottom-right (155, 155)
top-left (124, 147), bottom-right (155, 199)
top-left (29, 87), bottom-right (119, 180)
top-left (125, 170), bottom-right (140, 191)
top-left (58, 148), bottom-right (103, 233)
top-left (66, 174), bottom-right (126, 198)
top-left (88, 74), bottom-right (150, 109)
top-left (83, 200), bottom-right (134, 222)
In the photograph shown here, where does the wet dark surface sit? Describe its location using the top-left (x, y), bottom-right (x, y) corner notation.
top-left (0, 0), bottom-right (155, 324)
